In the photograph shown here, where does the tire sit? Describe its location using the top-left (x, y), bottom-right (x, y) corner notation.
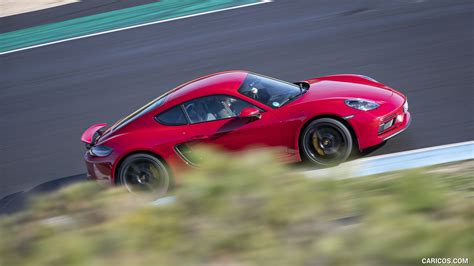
top-left (117, 153), bottom-right (171, 195)
top-left (300, 118), bottom-right (353, 166)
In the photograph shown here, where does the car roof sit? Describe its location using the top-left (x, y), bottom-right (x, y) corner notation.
top-left (164, 70), bottom-right (249, 104)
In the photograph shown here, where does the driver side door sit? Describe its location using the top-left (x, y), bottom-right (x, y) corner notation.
top-left (177, 95), bottom-right (289, 163)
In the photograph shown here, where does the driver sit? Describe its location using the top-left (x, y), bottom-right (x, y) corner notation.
top-left (243, 79), bottom-right (271, 104)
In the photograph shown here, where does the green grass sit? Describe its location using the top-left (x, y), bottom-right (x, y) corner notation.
top-left (0, 148), bottom-right (472, 266)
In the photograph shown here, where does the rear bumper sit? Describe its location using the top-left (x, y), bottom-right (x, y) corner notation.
top-left (84, 148), bottom-right (189, 186)
top-left (84, 152), bottom-right (114, 185)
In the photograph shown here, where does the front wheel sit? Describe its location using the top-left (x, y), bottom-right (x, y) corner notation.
top-left (301, 118), bottom-right (353, 166)
top-left (117, 153), bottom-right (171, 195)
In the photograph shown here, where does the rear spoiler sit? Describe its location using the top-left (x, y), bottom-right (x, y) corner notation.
top-left (81, 123), bottom-right (107, 148)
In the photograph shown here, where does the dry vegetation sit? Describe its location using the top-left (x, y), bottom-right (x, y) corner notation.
top-left (0, 149), bottom-right (472, 266)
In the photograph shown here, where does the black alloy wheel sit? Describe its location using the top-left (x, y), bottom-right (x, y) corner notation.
top-left (117, 153), bottom-right (170, 195)
top-left (301, 118), bottom-right (353, 166)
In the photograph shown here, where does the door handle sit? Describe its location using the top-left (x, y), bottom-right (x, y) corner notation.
top-left (191, 135), bottom-right (209, 140)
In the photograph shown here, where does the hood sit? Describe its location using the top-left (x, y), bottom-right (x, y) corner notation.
top-left (304, 75), bottom-right (393, 102)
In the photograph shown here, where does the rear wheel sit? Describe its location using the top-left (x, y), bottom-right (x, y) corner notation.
top-left (301, 118), bottom-right (353, 166)
top-left (117, 153), bottom-right (170, 195)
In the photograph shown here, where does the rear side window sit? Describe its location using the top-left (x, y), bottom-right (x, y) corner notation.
top-left (156, 106), bottom-right (188, 126)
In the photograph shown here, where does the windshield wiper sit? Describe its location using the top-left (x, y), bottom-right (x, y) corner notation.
top-left (280, 84), bottom-right (307, 106)
top-left (298, 82), bottom-right (304, 94)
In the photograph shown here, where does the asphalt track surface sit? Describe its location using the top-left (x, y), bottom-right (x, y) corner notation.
top-left (1, 0), bottom-right (473, 201)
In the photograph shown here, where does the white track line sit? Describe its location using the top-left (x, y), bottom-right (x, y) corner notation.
top-left (355, 140), bottom-right (474, 162)
top-left (304, 140), bottom-right (474, 179)
top-left (0, 0), bottom-right (273, 56)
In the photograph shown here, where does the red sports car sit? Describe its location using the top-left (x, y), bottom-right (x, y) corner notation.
top-left (82, 71), bottom-right (410, 193)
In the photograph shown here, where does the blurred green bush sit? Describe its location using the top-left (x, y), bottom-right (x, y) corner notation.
top-left (0, 148), bottom-right (472, 266)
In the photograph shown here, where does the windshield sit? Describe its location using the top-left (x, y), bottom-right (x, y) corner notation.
top-left (111, 94), bottom-right (168, 131)
top-left (238, 73), bottom-right (302, 108)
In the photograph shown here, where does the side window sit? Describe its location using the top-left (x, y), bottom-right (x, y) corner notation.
top-left (183, 95), bottom-right (257, 124)
top-left (155, 105), bottom-right (188, 126)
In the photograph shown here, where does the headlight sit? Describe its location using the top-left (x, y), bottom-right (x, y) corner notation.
top-left (403, 100), bottom-right (408, 113)
top-left (345, 98), bottom-right (380, 111)
top-left (89, 146), bottom-right (113, 157)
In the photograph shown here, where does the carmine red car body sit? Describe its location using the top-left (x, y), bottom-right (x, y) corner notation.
top-left (82, 71), bottom-right (410, 192)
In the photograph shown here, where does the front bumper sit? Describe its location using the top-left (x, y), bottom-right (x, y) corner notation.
top-left (382, 111), bottom-right (411, 141)
top-left (348, 107), bottom-right (411, 150)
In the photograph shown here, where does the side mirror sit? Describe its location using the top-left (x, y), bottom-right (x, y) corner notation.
top-left (239, 107), bottom-right (261, 119)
